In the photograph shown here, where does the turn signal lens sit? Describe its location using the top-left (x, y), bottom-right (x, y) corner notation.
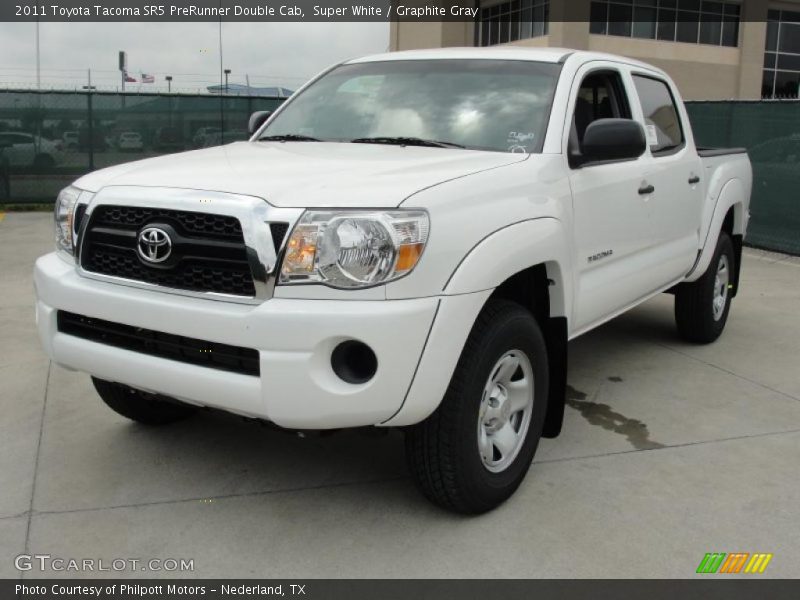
top-left (54, 185), bottom-right (82, 259)
top-left (282, 224), bottom-right (318, 274)
top-left (395, 242), bottom-right (424, 273)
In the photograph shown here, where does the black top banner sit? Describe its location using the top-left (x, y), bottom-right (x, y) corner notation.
top-left (2, 0), bottom-right (777, 22)
top-left (5, 0), bottom-right (484, 22)
top-left (2, 0), bottom-right (776, 23)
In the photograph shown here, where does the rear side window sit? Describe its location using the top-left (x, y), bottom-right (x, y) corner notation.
top-left (632, 75), bottom-right (683, 155)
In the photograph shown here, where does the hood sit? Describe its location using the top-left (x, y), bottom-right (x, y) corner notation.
top-left (74, 142), bottom-right (528, 208)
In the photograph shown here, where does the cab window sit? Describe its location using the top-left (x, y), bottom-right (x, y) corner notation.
top-left (569, 70), bottom-right (632, 164)
top-left (632, 75), bottom-right (684, 155)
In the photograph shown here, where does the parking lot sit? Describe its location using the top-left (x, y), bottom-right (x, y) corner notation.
top-left (1, 211), bottom-right (799, 579)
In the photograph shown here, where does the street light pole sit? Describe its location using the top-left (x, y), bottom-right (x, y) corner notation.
top-left (165, 75), bottom-right (172, 93)
top-left (35, 16), bottom-right (41, 90)
top-left (224, 69), bottom-right (231, 95)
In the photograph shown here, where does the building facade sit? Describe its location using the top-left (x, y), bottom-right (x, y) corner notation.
top-left (390, 0), bottom-right (800, 100)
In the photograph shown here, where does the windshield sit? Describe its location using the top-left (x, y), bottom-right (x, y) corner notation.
top-left (259, 59), bottom-right (561, 153)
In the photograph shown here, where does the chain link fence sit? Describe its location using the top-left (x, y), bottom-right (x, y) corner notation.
top-left (0, 90), bottom-right (285, 205)
top-left (1, 92), bottom-right (797, 255)
top-left (685, 100), bottom-right (800, 256)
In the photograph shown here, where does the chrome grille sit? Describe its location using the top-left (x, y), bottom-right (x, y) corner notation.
top-left (80, 205), bottom-right (256, 297)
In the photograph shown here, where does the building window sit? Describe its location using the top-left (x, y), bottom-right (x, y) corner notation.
top-left (478, 0), bottom-right (550, 47)
top-left (589, 0), bottom-right (740, 47)
top-left (763, 9), bottom-right (800, 99)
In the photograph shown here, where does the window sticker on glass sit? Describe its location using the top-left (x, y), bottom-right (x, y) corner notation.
top-left (507, 131), bottom-right (535, 152)
top-left (507, 131), bottom-right (536, 144)
top-left (645, 124), bottom-right (659, 147)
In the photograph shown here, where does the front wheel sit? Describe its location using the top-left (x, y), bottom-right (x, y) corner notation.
top-left (405, 299), bottom-right (548, 514)
top-left (675, 231), bottom-right (735, 344)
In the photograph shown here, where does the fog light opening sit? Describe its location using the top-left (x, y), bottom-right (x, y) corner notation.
top-left (331, 340), bottom-right (378, 384)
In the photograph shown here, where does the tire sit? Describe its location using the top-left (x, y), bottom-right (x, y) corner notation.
top-left (675, 231), bottom-right (735, 344)
top-left (92, 377), bottom-right (197, 425)
top-left (405, 299), bottom-right (549, 514)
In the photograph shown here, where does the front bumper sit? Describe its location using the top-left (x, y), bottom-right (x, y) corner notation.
top-left (34, 252), bottom-right (441, 429)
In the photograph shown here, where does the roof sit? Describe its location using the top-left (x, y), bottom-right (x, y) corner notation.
top-left (347, 47), bottom-right (664, 75)
top-left (349, 46), bottom-right (575, 64)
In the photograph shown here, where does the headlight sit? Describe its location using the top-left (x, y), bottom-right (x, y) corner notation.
top-left (279, 210), bottom-right (429, 288)
top-left (54, 185), bottom-right (82, 258)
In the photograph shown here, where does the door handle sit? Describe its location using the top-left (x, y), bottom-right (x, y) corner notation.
top-left (688, 175), bottom-right (700, 184)
top-left (638, 184), bottom-right (655, 195)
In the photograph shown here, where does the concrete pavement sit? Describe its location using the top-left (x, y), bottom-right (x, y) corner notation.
top-left (1, 212), bottom-right (799, 578)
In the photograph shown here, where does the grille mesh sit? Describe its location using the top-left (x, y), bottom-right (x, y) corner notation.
top-left (93, 206), bottom-right (243, 239)
top-left (80, 206), bottom-right (256, 297)
top-left (83, 246), bottom-right (256, 296)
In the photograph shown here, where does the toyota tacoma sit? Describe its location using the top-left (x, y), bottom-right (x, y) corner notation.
top-left (34, 48), bottom-right (752, 513)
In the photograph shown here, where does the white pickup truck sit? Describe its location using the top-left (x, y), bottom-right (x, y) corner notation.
top-left (35, 48), bottom-right (751, 513)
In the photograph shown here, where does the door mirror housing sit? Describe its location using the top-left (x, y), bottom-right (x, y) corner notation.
top-left (248, 111), bottom-right (272, 135)
top-left (579, 118), bottom-right (646, 166)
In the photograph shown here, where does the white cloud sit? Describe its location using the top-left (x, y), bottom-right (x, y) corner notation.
top-left (0, 21), bottom-right (390, 92)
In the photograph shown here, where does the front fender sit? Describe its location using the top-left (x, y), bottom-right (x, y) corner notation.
top-left (444, 217), bottom-right (572, 318)
top-left (382, 218), bottom-right (572, 427)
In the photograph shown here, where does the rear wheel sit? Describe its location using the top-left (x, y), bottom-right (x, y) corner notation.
top-left (675, 231), bottom-right (735, 343)
top-left (93, 378), bottom-right (196, 425)
top-left (405, 299), bottom-right (548, 514)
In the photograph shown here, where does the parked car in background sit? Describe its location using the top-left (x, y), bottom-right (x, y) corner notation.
top-left (62, 131), bottom-right (79, 151)
top-left (118, 131), bottom-right (144, 152)
top-left (0, 132), bottom-right (62, 168)
top-left (749, 134), bottom-right (800, 181)
top-left (153, 127), bottom-right (183, 152)
top-left (192, 126), bottom-right (220, 148)
top-left (35, 49), bottom-right (752, 514)
top-left (202, 129), bottom-right (249, 147)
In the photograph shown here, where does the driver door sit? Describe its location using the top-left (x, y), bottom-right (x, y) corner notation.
top-left (567, 64), bottom-right (656, 333)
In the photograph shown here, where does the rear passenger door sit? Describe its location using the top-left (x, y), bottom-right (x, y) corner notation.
top-left (567, 64), bottom-right (656, 333)
top-left (630, 73), bottom-right (703, 281)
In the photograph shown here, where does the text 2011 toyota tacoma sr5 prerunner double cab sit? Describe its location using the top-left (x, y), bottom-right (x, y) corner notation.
top-left (35, 48), bottom-right (752, 513)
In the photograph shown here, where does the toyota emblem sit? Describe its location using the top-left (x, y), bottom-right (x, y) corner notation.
top-left (137, 227), bottom-right (172, 264)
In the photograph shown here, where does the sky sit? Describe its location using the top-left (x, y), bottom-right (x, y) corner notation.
top-left (0, 21), bottom-right (390, 93)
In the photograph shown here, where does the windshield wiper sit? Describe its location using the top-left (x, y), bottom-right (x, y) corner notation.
top-left (350, 136), bottom-right (466, 149)
top-left (259, 134), bottom-right (320, 142)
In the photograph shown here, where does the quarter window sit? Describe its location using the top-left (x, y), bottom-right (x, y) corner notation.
top-left (633, 75), bottom-right (684, 154)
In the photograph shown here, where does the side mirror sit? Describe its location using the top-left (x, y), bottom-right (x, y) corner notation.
top-left (248, 111), bottom-right (272, 135)
top-left (580, 118), bottom-right (646, 165)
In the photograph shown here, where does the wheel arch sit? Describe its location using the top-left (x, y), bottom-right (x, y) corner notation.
top-left (488, 264), bottom-right (568, 439)
top-left (687, 178), bottom-right (747, 292)
top-left (384, 219), bottom-right (571, 436)
top-left (442, 217), bottom-right (572, 319)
